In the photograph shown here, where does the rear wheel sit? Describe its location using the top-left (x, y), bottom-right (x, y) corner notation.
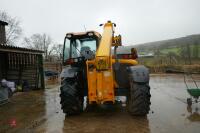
top-left (60, 78), bottom-right (83, 115)
top-left (127, 82), bottom-right (151, 115)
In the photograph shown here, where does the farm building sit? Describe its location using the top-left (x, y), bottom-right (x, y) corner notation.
top-left (0, 20), bottom-right (44, 90)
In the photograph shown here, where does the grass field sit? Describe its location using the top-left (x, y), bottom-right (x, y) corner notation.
top-left (138, 44), bottom-right (200, 58)
top-left (160, 47), bottom-right (180, 54)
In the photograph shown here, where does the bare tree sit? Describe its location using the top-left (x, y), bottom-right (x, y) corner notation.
top-left (153, 48), bottom-right (163, 65)
top-left (186, 44), bottom-right (192, 65)
top-left (193, 41), bottom-right (199, 58)
top-left (179, 45), bottom-right (187, 64)
top-left (50, 44), bottom-right (63, 60)
top-left (179, 44), bottom-right (192, 65)
top-left (23, 33), bottom-right (52, 59)
top-left (0, 11), bottom-right (22, 45)
top-left (167, 52), bottom-right (177, 64)
top-left (154, 48), bottom-right (161, 57)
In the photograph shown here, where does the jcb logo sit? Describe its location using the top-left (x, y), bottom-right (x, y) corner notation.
top-left (97, 59), bottom-right (108, 70)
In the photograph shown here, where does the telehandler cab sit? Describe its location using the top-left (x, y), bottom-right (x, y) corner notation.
top-left (60, 21), bottom-right (151, 115)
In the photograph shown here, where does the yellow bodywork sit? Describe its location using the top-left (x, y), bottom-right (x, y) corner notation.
top-left (86, 21), bottom-right (138, 104)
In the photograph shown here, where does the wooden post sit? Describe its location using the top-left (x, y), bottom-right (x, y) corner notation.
top-left (38, 54), bottom-right (45, 89)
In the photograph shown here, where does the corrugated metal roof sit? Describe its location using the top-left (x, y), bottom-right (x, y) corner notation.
top-left (0, 45), bottom-right (44, 54)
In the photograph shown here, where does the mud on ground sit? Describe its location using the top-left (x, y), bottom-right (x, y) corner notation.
top-left (0, 74), bottom-right (200, 133)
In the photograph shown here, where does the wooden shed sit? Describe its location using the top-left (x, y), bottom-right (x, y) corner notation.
top-left (0, 45), bottom-right (45, 89)
top-left (0, 20), bottom-right (44, 90)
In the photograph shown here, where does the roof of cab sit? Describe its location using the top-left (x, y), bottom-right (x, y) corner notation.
top-left (66, 31), bottom-right (101, 38)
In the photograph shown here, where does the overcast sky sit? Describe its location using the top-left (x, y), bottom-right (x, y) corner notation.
top-left (1, 0), bottom-right (200, 45)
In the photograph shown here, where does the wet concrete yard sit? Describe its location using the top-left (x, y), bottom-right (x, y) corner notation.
top-left (0, 74), bottom-right (200, 133)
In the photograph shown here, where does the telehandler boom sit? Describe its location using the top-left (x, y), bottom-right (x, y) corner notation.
top-left (60, 21), bottom-right (151, 115)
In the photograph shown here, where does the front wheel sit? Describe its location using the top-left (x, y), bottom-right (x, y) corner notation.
top-left (127, 82), bottom-right (151, 115)
top-left (60, 78), bottom-right (83, 115)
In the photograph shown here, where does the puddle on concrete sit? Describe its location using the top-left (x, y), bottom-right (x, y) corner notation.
top-left (149, 74), bottom-right (200, 133)
top-left (0, 74), bottom-right (200, 133)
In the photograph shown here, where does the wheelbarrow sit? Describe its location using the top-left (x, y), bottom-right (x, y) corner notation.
top-left (184, 74), bottom-right (200, 106)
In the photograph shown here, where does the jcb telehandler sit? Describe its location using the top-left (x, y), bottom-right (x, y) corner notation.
top-left (60, 21), bottom-right (151, 115)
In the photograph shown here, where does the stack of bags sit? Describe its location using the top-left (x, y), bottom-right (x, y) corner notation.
top-left (0, 79), bottom-right (16, 105)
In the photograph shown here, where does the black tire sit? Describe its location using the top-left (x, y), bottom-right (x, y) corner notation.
top-left (60, 78), bottom-right (83, 115)
top-left (127, 82), bottom-right (151, 115)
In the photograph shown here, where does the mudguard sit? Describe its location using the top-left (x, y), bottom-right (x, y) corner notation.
top-left (60, 66), bottom-right (78, 78)
top-left (128, 65), bottom-right (149, 83)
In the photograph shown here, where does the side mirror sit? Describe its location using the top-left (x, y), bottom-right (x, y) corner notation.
top-left (131, 48), bottom-right (138, 59)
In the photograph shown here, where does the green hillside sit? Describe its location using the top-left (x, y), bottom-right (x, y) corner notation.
top-left (118, 34), bottom-right (200, 58)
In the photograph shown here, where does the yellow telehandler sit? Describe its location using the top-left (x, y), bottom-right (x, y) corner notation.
top-left (60, 21), bottom-right (151, 115)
